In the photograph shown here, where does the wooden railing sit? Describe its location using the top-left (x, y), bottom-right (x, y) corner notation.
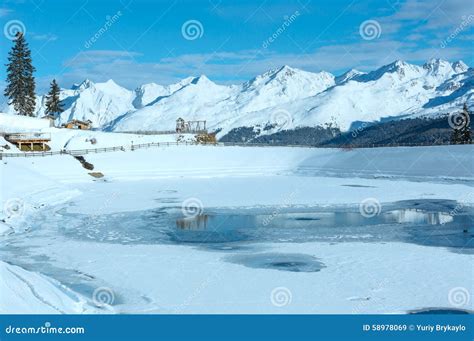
top-left (0, 140), bottom-right (472, 158)
top-left (118, 130), bottom-right (177, 135)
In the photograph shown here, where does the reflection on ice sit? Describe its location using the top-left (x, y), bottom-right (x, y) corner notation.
top-left (13, 199), bottom-right (474, 251)
top-left (387, 209), bottom-right (453, 225)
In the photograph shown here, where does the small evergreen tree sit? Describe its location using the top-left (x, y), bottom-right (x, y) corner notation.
top-left (45, 79), bottom-right (64, 116)
top-left (450, 103), bottom-right (472, 144)
top-left (450, 120), bottom-right (462, 144)
top-left (4, 32), bottom-right (36, 116)
top-left (460, 103), bottom-right (472, 144)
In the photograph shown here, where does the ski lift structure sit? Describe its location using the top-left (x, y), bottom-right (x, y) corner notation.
top-left (175, 118), bottom-right (207, 134)
top-left (175, 118), bottom-right (217, 143)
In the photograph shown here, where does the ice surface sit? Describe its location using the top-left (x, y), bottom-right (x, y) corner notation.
top-left (0, 129), bottom-right (472, 314)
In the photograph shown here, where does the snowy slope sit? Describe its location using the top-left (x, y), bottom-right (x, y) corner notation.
top-left (1, 59), bottom-right (472, 137)
top-left (0, 112), bottom-right (51, 132)
top-left (131, 77), bottom-right (200, 108)
top-left (236, 65), bottom-right (335, 112)
top-left (335, 69), bottom-right (365, 85)
top-left (1, 79), bottom-right (136, 128)
top-left (52, 79), bottom-right (136, 128)
top-left (111, 59), bottom-right (474, 135)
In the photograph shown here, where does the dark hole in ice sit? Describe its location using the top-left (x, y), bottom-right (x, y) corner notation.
top-left (341, 184), bottom-right (376, 188)
top-left (226, 253), bottom-right (326, 272)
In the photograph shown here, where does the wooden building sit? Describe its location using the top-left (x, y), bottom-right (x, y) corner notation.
top-left (4, 132), bottom-right (51, 151)
top-left (62, 119), bottom-right (92, 130)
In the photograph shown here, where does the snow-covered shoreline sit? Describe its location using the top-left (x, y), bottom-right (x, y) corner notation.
top-left (0, 261), bottom-right (102, 314)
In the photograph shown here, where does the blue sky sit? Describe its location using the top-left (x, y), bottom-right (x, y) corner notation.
top-left (0, 0), bottom-right (473, 92)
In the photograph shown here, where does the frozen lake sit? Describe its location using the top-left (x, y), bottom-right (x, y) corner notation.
top-left (1, 198), bottom-right (472, 313)
top-left (1, 145), bottom-right (472, 313)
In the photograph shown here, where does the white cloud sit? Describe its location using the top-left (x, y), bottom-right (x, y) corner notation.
top-left (41, 0), bottom-right (472, 91)
top-left (376, 0), bottom-right (474, 36)
top-left (0, 8), bottom-right (13, 17)
top-left (49, 41), bottom-right (470, 92)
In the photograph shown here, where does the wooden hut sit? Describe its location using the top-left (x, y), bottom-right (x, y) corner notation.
top-left (63, 119), bottom-right (92, 130)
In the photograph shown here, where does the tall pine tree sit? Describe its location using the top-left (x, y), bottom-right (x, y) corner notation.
top-left (45, 79), bottom-right (63, 116)
top-left (4, 32), bottom-right (36, 116)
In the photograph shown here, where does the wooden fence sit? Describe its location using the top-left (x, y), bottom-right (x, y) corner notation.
top-left (0, 140), bottom-right (472, 158)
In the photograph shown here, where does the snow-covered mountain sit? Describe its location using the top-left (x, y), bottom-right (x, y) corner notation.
top-left (335, 69), bottom-right (365, 85)
top-left (2, 79), bottom-right (136, 128)
top-left (2, 59), bottom-right (472, 137)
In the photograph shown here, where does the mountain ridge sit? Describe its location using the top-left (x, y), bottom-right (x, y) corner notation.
top-left (1, 59), bottom-right (472, 138)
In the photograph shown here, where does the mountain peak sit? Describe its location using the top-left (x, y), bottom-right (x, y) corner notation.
top-left (190, 75), bottom-right (212, 85)
top-left (423, 58), bottom-right (451, 70)
top-left (71, 79), bottom-right (94, 91)
top-left (335, 69), bottom-right (365, 84)
top-left (452, 60), bottom-right (468, 73)
top-left (96, 79), bottom-right (126, 90)
top-left (278, 64), bottom-right (296, 72)
top-left (389, 60), bottom-right (410, 69)
top-left (103, 79), bottom-right (119, 86)
top-left (137, 82), bottom-right (161, 90)
top-left (357, 60), bottom-right (420, 82)
top-left (255, 65), bottom-right (299, 81)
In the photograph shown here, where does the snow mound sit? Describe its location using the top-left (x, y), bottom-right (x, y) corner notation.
top-left (0, 261), bottom-right (101, 314)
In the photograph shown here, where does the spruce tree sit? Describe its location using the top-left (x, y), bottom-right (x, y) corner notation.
top-left (450, 124), bottom-right (462, 144)
top-left (460, 103), bottom-right (472, 144)
top-left (45, 79), bottom-right (64, 116)
top-left (4, 32), bottom-right (36, 116)
top-left (450, 103), bottom-right (472, 144)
